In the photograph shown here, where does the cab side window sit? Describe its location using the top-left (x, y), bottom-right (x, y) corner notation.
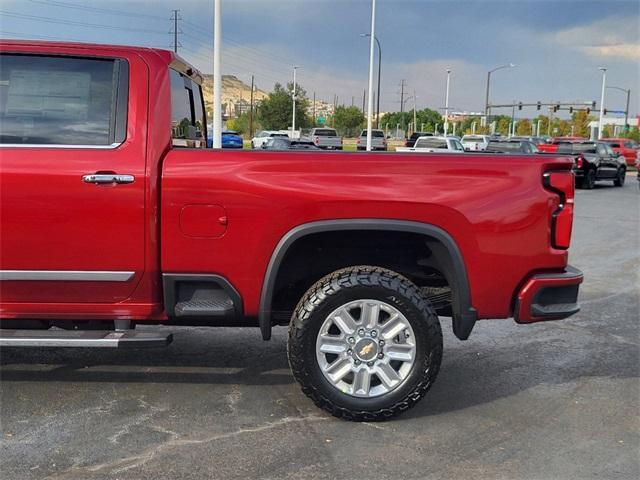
top-left (0, 53), bottom-right (127, 146)
top-left (170, 69), bottom-right (206, 148)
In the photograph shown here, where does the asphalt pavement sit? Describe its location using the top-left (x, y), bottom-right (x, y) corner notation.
top-left (1, 174), bottom-right (638, 480)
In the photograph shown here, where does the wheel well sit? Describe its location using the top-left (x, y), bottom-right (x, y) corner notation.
top-left (268, 228), bottom-right (473, 329)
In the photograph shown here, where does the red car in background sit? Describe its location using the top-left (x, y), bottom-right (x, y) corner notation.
top-left (538, 137), bottom-right (588, 153)
top-left (601, 138), bottom-right (639, 167)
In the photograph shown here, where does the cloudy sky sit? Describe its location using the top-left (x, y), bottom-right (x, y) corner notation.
top-left (2, 0), bottom-right (639, 117)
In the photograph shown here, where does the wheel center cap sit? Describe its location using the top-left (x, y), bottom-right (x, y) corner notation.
top-left (354, 338), bottom-right (378, 361)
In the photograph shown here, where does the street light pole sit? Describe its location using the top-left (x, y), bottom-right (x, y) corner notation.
top-left (444, 68), bottom-right (451, 136)
top-left (607, 85), bottom-right (631, 129)
top-left (597, 67), bottom-right (606, 139)
top-left (291, 66), bottom-right (298, 136)
top-left (484, 63), bottom-right (516, 126)
top-left (365, 0), bottom-right (377, 151)
top-left (212, 0), bottom-right (222, 148)
top-left (361, 34), bottom-right (382, 129)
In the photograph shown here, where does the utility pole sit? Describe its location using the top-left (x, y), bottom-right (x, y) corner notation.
top-left (212, 0), bottom-right (222, 148)
top-left (444, 69), bottom-right (451, 136)
top-left (413, 89), bottom-right (417, 136)
top-left (536, 119), bottom-right (541, 137)
top-left (362, 89), bottom-right (366, 113)
top-left (312, 91), bottom-right (316, 125)
top-left (249, 74), bottom-right (255, 138)
top-left (171, 10), bottom-right (181, 53)
top-left (291, 66), bottom-right (298, 136)
top-left (351, 96), bottom-right (354, 107)
top-left (399, 79), bottom-right (406, 135)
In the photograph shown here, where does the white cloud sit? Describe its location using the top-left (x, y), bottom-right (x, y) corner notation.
top-left (547, 15), bottom-right (640, 60)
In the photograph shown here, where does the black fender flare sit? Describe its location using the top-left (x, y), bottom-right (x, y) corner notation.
top-left (258, 219), bottom-right (477, 341)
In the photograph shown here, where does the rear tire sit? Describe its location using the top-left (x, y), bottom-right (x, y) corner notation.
top-left (614, 168), bottom-right (626, 187)
top-left (583, 169), bottom-right (596, 189)
top-left (288, 266), bottom-right (443, 421)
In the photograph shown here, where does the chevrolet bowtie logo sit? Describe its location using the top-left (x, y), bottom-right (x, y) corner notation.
top-left (359, 343), bottom-right (374, 357)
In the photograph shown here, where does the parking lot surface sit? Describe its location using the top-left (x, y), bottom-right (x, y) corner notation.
top-left (1, 177), bottom-right (638, 480)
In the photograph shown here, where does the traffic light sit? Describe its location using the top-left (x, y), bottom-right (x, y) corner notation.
top-left (586, 108), bottom-right (590, 114)
top-left (569, 107), bottom-right (573, 114)
top-left (592, 101), bottom-right (596, 109)
top-left (553, 105), bottom-right (559, 113)
top-left (603, 108), bottom-right (608, 115)
top-left (518, 102), bottom-right (523, 110)
top-left (536, 102), bottom-right (541, 110)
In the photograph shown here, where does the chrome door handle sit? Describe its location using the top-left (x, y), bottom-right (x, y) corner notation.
top-left (82, 174), bottom-right (135, 185)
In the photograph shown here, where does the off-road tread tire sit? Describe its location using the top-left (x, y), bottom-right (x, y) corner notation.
top-left (288, 266), bottom-right (443, 421)
top-left (614, 168), bottom-right (626, 187)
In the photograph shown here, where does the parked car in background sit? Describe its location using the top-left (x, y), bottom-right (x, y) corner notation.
top-left (207, 130), bottom-right (243, 149)
top-left (251, 131), bottom-right (289, 149)
top-left (485, 139), bottom-right (539, 154)
top-left (396, 136), bottom-right (465, 153)
top-left (601, 138), bottom-right (639, 167)
top-left (538, 137), bottom-right (587, 153)
top-left (510, 136), bottom-right (546, 146)
top-left (310, 128), bottom-right (343, 150)
top-left (554, 141), bottom-right (627, 189)
top-left (405, 132), bottom-right (433, 148)
top-left (356, 129), bottom-right (387, 151)
top-left (461, 134), bottom-right (491, 151)
top-left (263, 137), bottom-right (319, 150)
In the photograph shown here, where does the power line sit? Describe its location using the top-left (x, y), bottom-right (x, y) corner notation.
top-left (27, 0), bottom-right (167, 21)
top-left (0, 10), bottom-right (168, 34)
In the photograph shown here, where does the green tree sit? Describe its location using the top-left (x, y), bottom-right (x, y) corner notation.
top-left (380, 108), bottom-right (442, 135)
top-left (331, 106), bottom-right (365, 137)
top-left (533, 115), bottom-right (550, 137)
top-left (571, 110), bottom-right (592, 138)
top-left (257, 82), bottom-right (311, 131)
top-left (493, 115), bottom-right (511, 135)
top-left (226, 112), bottom-right (257, 136)
top-left (621, 126), bottom-right (640, 142)
top-left (516, 118), bottom-right (533, 136)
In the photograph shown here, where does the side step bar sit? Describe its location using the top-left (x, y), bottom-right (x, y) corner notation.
top-left (0, 329), bottom-right (172, 348)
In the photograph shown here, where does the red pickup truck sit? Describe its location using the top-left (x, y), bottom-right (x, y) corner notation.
top-left (0, 40), bottom-right (583, 420)
top-left (601, 137), bottom-right (640, 167)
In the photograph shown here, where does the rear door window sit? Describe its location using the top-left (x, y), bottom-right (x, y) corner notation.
top-left (170, 69), bottom-right (206, 148)
top-left (0, 53), bottom-right (127, 146)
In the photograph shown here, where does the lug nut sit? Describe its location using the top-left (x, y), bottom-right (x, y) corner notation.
top-left (347, 349), bottom-right (353, 355)
top-left (379, 340), bottom-right (385, 347)
top-left (348, 337), bottom-right (355, 344)
top-left (370, 330), bottom-right (378, 338)
top-left (358, 329), bottom-right (365, 337)
top-left (354, 359), bottom-right (361, 365)
top-left (404, 329), bottom-right (410, 338)
top-left (377, 353), bottom-right (384, 359)
top-left (367, 361), bottom-right (374, 367)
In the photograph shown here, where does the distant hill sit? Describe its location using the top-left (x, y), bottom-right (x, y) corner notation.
top-left (201, 74), bottom-right (268, 117)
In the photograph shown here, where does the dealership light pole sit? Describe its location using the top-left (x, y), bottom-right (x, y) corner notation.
top-left (212, 0), bottom-right (222, 148)
top-left (484, 63), bottom-right (516, 125)
top-left (291, 66), bottom-right (298, 136)
top-left (444, 68), bottom-right (451, 136)
top-left (607, 85), bottom-right (631, 129)
top-left (597, 67), bottom-right (606, 139)
top-left (361, 33), bottom-right (382, 129)
top-left (365, 0), bottom-right (377, 151)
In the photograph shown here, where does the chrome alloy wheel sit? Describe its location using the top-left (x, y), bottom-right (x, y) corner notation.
top-left (315, 299), bottom-right (416, 398)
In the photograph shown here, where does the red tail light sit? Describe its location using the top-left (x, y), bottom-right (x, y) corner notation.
top-left (543, 171), bottom-right (575, 249)
top-left (575, 155), bottom-right (584, 169)
top-left (313, 136), bottom-right (319, 145)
